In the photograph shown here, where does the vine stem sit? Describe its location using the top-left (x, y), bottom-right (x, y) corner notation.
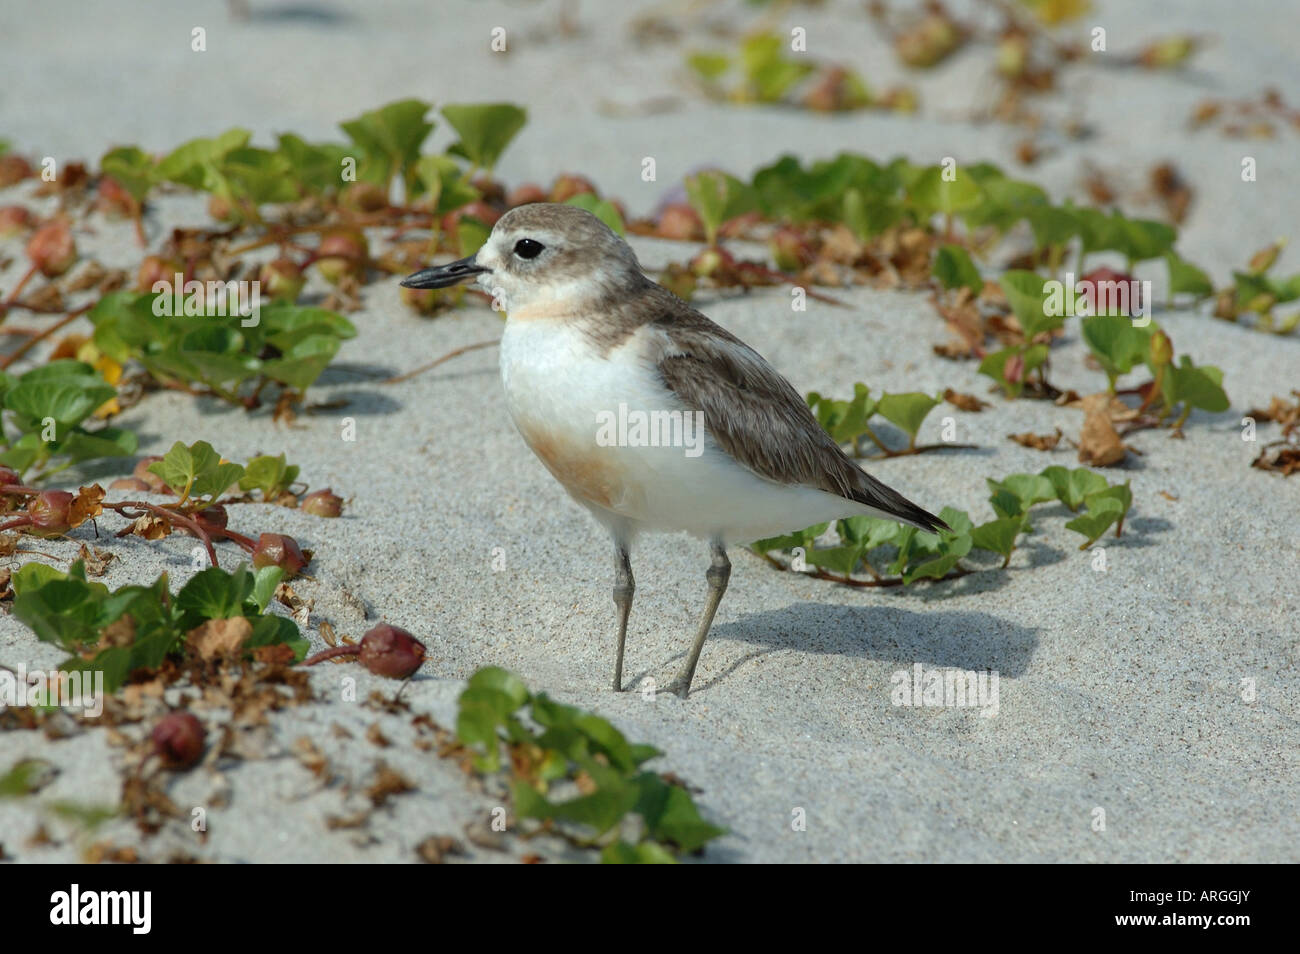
top-left (0, 304), bottom-right (93, 370)
top-left (301, 644), bottom-right (361, 666)
top-left (0, 264), bottom-right (41, 317)
top-left (382, 338), bottom-right (500, 385)
top-left (103, 501), bottom-right (219, 568)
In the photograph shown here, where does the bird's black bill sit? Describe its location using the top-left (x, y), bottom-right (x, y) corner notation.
top-left (400, 256), bottom-right (488, 289)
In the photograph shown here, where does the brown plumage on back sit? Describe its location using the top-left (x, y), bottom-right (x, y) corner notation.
top-left (623, 283), bottom-right (949, 534)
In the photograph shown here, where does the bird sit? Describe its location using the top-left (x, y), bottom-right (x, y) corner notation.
top-left (401, 204), bottom-right (947, 698)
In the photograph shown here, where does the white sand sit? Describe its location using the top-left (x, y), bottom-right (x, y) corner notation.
top-left (0, 0), bottom-right (1296, 862)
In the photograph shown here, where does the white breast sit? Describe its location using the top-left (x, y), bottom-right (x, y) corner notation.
top-left (499, 318), bottom-right (878, 544)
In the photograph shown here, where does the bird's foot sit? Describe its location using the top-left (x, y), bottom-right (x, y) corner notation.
top-left (659, 675), bottom-right (692, 699)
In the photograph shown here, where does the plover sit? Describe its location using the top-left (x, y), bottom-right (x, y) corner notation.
top-left (402, 204), bottom-right (947, 697)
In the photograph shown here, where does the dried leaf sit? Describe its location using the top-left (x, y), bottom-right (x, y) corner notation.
top-left (1008, 428), bottom-right (1063, 451)
top-left (132, 513), bottom-right (171, 540)
top-left (65, 261), bottom-right (108, 292)
top-left (943, 387), bottom-right (990, 412)
top-left (416, 835), bottom-right (464, 864)
top-left (1077, 393), bottom-right (1128, 466)
top-left (366, 761), bottom-right (414, 807)
top-left (186, 617), bottom-right (253, 661)
top-left (68, 484), bottom-right (105, 529)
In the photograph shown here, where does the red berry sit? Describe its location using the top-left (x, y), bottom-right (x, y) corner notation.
top-left (0, 154), bottom-right (33, 188)
top-left (252, 532), bottom-right (308, 577)
top-left (549, 174), bottom-right (596, 203)
top-left (28, 491), bottom-right (74, 534)
top-left (339, 182), bottom-right (389, 213)
top-left (0, 205), bottom-right (34, 237)
top-left (359, 624), bottom-right (426, 679)
top-left (133, 456), bottom-right (171, 494)
top-left (316, 229), bottom-right (368, 284)
top-left (1077, 267), bottom-right (1140, 317)
top-left (258, 257), bottom-right (305, 302)
top-left (151, 712), bottom-right (206, 769)
top-left (109, 477), bottom-right (152, 493)
top-left (136, 256), bottom-right (183, 294)
top-left (301, 488), bottom-right (343, 517)
top-left (657, 203), bottom-right (703, 241)
top-left (94, 176), bottom-right (136, 218)
top-left (194, 505), bottom-right (228, 533)
top-left (506, 183), bottom-right (547, 208)
top-left (26, 221), bottom-right (77, 277)
top-left (440, 201), bottom-right (502, 234)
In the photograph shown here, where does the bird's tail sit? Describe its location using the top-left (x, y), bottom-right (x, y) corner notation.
top-left (849, 472), bottom-right (950, 534)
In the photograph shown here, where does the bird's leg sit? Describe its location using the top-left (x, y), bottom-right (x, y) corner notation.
top-left (665, 542), bottom-right (730, 699)
top-left (612, 543), bottom-right (634, 691)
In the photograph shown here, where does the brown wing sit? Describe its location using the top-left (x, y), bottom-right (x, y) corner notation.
top-left (646, 287), bottom-right (947, 533)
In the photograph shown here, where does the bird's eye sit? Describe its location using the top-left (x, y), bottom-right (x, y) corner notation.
top-left (513, 238), bottom-right (544, 260)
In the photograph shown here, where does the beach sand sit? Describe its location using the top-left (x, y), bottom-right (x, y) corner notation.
top-left (0, 0), bottom-right (1295, 862)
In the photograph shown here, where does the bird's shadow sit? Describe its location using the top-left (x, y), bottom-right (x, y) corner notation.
top-left (635, 602), bottom-right (1038, 694)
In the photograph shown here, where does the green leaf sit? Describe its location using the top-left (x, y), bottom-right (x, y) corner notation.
top-left (58, 427), bottom-right (138, 464)
top-left (808, 383), bottom-right (877, 447)
top-left (1086, 481), bottom-right (1132, 527)
top-left (1041, 466), bottom-right (1110, 512)
top-left (841, 187), bottom-right (902, 239)
top-left (250, 565), bottom-right (284, 613)
top-left (1165, 251), bottom-right (1213, 297)
top-left (11, 561), bottom-right (69, 596)
top-left (564, 193), bottom-right (625, 234)
top-left (238, 453), bottom-right (300, 500)
top-left (1023, 205), bottom-right (1079, 251)
top-left (876, 392), bottom-right (940, 445)
top-left (970, 515), bottom-right (1025, 560)
top-left (219, 147), bottom-right (299, 205)
top-left (635, 775), bottom-right (727, 852)
top-left (906, 165), bottom-right (983, 217)
top-left (156, 129), bottom-right (251, 188)
top-left (1162, 356), bottom-right (1229, 413)
top-left (148, 440), bottom-right (244, 502)
top-left (1072, 206), bottom-right (1123, 257)
top-left (260, 334), bottom-right (341, 391)
top-left (978, 343), bottom-right (1049, 398)
top-left (0, 759), bottom-right (56, 798)
top-left (933, 244), bottom-right (983, 296)
top-left (987, 472), bottom-right (1056, 508)
top-left (1001, 270), bottom-right (1060, 340)
top-left (601, 840), bottom-right (679, 864)
top-left (1065, 495), bottom-right (1125, 548)
top-left (684, 170), bottom-right (756, 245)
top-left (441, 102), bottom-right (527, 173)
top-left (1113, 215), bottom-right (1177, 262)
top-left (837, 514), bottom-right (903, 550)
top-left (1081, 315), bottom-right (1150, 384)
top-left (339, 99), bottom-right (434, 186)
top-left (901, 549), bottom-right (966, 584)
top-left (12, 574), bottom-right (103, 651)
top-left (464, 666), bottom-right (531, 711)
top-left (411, 154), bottom-right (480, 210)
top-left (4, 379), bottom-right (115, 430)
top-left (176, 566), bottom-right (254, 623)
top-left (738, 33), bottom-right (814, 101)
top-left (275, 134), bottom-right (353, 194)
top-left (803, 543), bottom-right (865, 575)
top-left (750, 522), bottom-right (828, 556)
top-left (687, 52), bottom-right (731, 80)
top-left (99, 146), bottom-right (156, 203)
